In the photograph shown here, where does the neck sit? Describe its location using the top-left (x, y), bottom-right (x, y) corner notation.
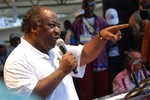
top-left (84, 13), bottom-right (94, 18)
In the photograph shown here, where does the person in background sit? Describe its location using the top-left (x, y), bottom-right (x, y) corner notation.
top-left (0, 39), bottom-right (8, 65)
top-left (128, 0), bottom-right (150, 51)
top-left (7, 32), bottom-right (21, 55)
top-left (141, 20), bottom-right (150, 70)
top-left (112, 49), bottom-right (150, 94)
top-left (60, 31), bottom-right (66, 41)
top-left (0, 39), bottom-right (8, 78)
top-left (63, 20), bottom-right (76, 45)
top-left (72, 0), bottom-right (113, 99)
top-left (105, 8), bottom-right (122, 94)
top-left (4, 6), bottom-right (128, 100)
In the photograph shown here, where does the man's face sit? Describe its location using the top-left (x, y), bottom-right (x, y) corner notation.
top-left (82, 0), bottom-right (95, 15)
top-left (128, 51), bottom-right (142, 72)
top-left (34, 9), bottom-right (61, 52)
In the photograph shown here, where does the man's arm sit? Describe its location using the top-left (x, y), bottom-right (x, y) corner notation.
top-left (33, 69), bottom-right (66, 99)
top-left (80, 24), bottom-right (129, 66)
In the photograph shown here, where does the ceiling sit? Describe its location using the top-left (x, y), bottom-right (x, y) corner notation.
top-left (0, 0), bottom-right (83, 7)
top-left (0, 0), bottom-right (102, 17)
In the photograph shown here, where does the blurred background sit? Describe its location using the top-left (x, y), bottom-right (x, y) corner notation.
top-left (0, 0), bottom-right (138, 42)
top-left (0, 0), bottom-right (102, 42)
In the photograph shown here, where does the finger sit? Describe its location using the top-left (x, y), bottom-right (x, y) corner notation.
top-left (113, 33), bottom-right (122, 41)
top-left (116, 31), bottom-right (122, 37)
top-left (115, 35), bottom-right (122, 40)
top-left (107, 24), bottom-right (129, 31)
top-left (112, 29), bottom-right (122, 35)
top-left (104, 31), bottom-right (116, 40)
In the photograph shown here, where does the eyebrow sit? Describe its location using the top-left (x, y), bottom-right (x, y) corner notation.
top-left (49, 21), bottom-right (60, 25)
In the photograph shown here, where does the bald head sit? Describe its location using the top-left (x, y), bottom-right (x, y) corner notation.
top-left (21, 6), bottom-right (55, 34)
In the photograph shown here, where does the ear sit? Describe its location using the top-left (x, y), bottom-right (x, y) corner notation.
top-left (31, 28), bottom-right (37, 33)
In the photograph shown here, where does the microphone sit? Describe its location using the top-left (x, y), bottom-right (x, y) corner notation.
top-left (56, 38), bottom-right (78, 74)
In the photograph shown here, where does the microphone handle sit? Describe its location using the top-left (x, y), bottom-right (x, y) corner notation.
top-left (59, 46), bottom-right (78, 74)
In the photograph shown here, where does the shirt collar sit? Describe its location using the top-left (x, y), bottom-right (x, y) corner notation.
top-left (21, 37), bottom-right (50, 59)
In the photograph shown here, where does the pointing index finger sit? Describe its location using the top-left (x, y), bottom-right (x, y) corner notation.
top-left (107, 24), bottom-right (129, 31)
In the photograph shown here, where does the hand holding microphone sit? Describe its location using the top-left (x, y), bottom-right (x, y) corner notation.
top-left (56, 38), bottom-right (78, 74)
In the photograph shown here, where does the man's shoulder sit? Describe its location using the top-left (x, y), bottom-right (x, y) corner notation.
top-left (73, 15), bottom-right (83, 23)
top-left (75, 14), bottom-right (83, 19)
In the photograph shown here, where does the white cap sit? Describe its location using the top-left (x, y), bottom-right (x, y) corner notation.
top-left (105, 8), bottom-right (119, 25)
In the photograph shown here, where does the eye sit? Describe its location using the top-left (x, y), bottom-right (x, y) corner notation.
top-left (48, 23), bottom-right (56, 28)
top-left (48, 23), bottom-right (60, 29)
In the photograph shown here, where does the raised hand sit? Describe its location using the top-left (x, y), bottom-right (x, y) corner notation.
top-left (99, 24), bottom-right (129, 41)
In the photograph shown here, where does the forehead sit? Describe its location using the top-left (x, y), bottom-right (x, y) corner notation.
top-left (130, 51), bottom-right (141, 58)
top-left (40, 8), bottom-right (59, 23)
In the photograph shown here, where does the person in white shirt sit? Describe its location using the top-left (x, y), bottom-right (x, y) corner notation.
top-left (4, 6), bottom-right (128, 100)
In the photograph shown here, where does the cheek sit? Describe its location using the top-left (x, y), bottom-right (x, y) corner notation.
top-left (47, 36), bottom-right (56, 47)
top-left (38, 29), bottom-right (51, 39)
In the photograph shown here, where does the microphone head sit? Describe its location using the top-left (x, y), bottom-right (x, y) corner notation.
top-left (56, 38), bottom-right (64, 47)
top-left (56, 38), bottom-right (67, 54)
top-left (124, 51), bottom-right (133, 63)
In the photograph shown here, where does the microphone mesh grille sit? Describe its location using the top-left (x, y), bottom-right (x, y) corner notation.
top-left (56, 38), bottom-right (64, 46)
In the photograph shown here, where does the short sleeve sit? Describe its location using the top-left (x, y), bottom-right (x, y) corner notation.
top-left (4, 59), bottom-right (38, 98)
top-left (66, 45), bottom-right (86, 78)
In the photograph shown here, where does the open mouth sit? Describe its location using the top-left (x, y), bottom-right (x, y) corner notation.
top-left (53, 37), bottom-right (60, 41)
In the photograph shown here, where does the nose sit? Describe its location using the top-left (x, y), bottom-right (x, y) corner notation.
top-left (54, 27), bottom-right (61, 35)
